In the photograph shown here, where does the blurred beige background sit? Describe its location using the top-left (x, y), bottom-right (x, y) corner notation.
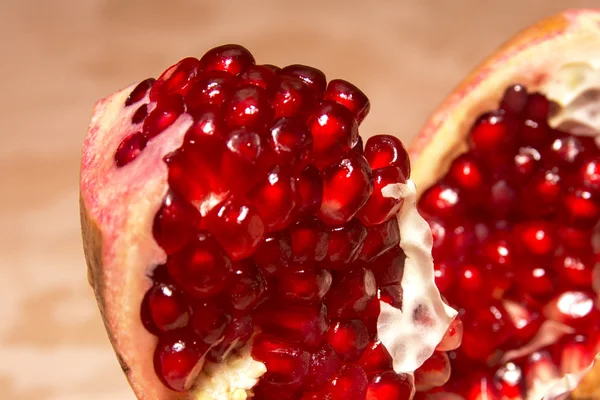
top-left (1, 1), bottom-right (598, 399)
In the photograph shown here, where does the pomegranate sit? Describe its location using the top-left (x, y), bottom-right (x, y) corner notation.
top-left (80, 45), bottom-right (458, 399)
top-left (410, 10), bottom-right (600, 400)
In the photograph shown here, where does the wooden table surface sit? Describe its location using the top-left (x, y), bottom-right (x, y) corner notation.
top-left (1, 1), bottom-right (599, 399)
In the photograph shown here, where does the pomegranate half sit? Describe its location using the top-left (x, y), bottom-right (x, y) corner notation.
top-left (80, 45), bottom-right (458, 399)
top-left (410, 9), bottom-right (600, 400)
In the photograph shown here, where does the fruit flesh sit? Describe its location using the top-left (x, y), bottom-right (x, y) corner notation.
top-left (408, 9), bottom-right (600, 400)
top-left (81, 45), bottom-right (458, 400)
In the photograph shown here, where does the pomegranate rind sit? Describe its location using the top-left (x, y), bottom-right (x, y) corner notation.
top-left (410, 9), bottom-right (600, 194)
top-left (81, 84), bottom-right (192, 400)
top-left (408, 9), bottom-right (600, 400)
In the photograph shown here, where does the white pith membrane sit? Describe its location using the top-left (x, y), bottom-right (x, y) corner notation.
top-left (82, 82), bottom-right (458, 400)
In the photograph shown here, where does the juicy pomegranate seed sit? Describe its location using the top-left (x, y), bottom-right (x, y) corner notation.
top-left (252, 334), bottom-right (310, 392)
top-left (238, 64), bottom-right (277, 89)
top-left (126, 78), bottom-right (155, 106)
top-left (295, 165), bottom-right (324, 216)
top-left (276, 267), bottom-right (332, 304)
top-left (153, 331), bottom-right (208, 392)
top-left (289, 218), bottom-right (328, 263)
top-left (318, 153), bottom-right (373, 226)
top-left (221, 127), bottom-right (269, 193)
top-left (185, 70), bottom-right (235, 109)
top-left (131, 104), bottom-right (149, 124)
top-left (114, 131), bottom-right (148, 167)
top-left (524, 92), bottom-right (550, 121)
top-left (366, 370), bottom-right (413, 400)
top-left (167, 232), bottom-right (233, 298)
top-left (357, 218), bottom-right (401, 262)
top-left (562, 187), bottom-right (600, 228)
top-left (554, 252), bottom-right (595, 288)
top-left (153, 191), bottom-right (201, 255)
top-left (225, 263), bottom-right (266, 313)
top-left (364, 134), bottom-right (411, 178)
top-left (308, 100), bottom-right (359, 167)
top-left (324, 79), bottom-right (370, 124)
top-left (325, 364), bottom-right (369, 399)
top-left (327, 319), bottom-right (369, 362)
top-left (199, 44), bottom-right (255, 75)
top-left (499, 84), bottom-right (528, 114)
top-left (280, 64), bottom-right (327, 94)
top-left (357, 166), bottom-right (407, 226)
top-left (190, 300), bottom-right (231, 345)
top-left (468, 111), bottom-right (517, 162)
top-left (546, 135), bottom-right (585, 170)
top-left (224, 85), bottom-right (272, 129)
top-left (253, 232), bottom-right (292, 276)
top-left (207, 315), bottom-right (253, 362)
top-left (580, 159), bottom-right (600, 191)
top-left (143, 94), bottom-right (185, 139)
top-left (267, 117), bottom-right (313, 168)
top-left (304, 344), bottom-right (343, 391)
top-left (145, 283), bottom-right (191, 332)
top-left (248, 166), bottom-right (297, 232)
top-left (202, 197), bottom-right (265, 260)
top-left (324, 219), bottom-right (367, 268)
top-left (356, 340), bottom-right (394, 377)
top-left (447, 153), bottom-right (488, 193)
top-left (150, 58), bottom-right (202, 100)
top-left (269, 75), bottom-right (318, 118)
top-left (512, 146), bottom-right (541, 183)
top-left (325, 267), bottom-right (376, 319)
top-left (418, 183), bottom-right (464, 221)
top-left (370, 246), bottom-right (406, 286)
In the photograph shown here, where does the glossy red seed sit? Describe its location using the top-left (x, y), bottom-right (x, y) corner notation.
top-left (114, 131), bottom-right (148, 167)
top-left (524, 92), bottom-right (550, 121)
top-left (167, 233), bottom-right (232, 299)
top-left (324, 219), bottom-right (368, 268)
top-left (357, 218), bottom-right (400, 262)
top-left (268, 117), bottom-right (313, 168)
top-left (580, 159), bottom-right (600, 192)
top-left (153, 331), bottom-right (208, 392)
top-left (200, 44), bottom-right (255, 75)
top-left (289, 218), bottom-right (328, 263)
top-left (557, 225), bottom-right (593, 250)
top-left (150, 58), bottom-right (202, 101)
top-left (131, 103), bottom-right (149, 124)
top-left (364, 135), bottom-right (411, 178)
top-left (143, 94), bottom-right (185, 139)
top-left (447, 153), bottom-right (488, 193)
top-left (206, 315), bottom-right (253, 362)
top-left (325, 364), bottom-right (368, 399)
top-left (468, 112), bottom-right (517, 161)
top-left (238, 64), bottom-right (276, 89)
top-left (319, 153), bottom-right (373, 226)
top-left (248, 166), bottom-right (297, 232)
top-left (562, 188), bottom-right (600, 228)
top-left (327, 320), bottom-right (369, 362)
top-left (546, 136), bottom-right (585, 171)
top-left (324, 79), bottom-right (370, 123)
top-left (325, 267), bottom-right (376, 319)
top-left (307, 100), bottom-right (359, 167)
top-left (256, 303), bottom-right (329, 350)
top-left (304, 344), bottom-right (343, 391)
top-left (126, 78), bottom-right (155, 106)
top-left (516, 266), bottom-right (555, 299)
top-left (202, 197), bottom-right (265, 260)
top-left (280, 64), bottom-right (327, 94)
top-left (153, 191), bottom-right (201, 255)
top-left (356, 340), bottom-right (393, 377)
top-left (521, 169), bottom-right (562, 217)
top-left (366, 370), bottom-right (413, 400)
top-left (221, 128), bottom-right (268, 193)
top-left (252, 334), bottom-right (310, 392)
top-left (357, 166), bottom-right (406, 226)
top-left (487, 178), bottom-right (518, 219)
top-left (370, 246), bottom-right (406, 286)
top-left (253, 232), bottom-right (292, 276)
top-left (224, 84), bottom-right (272, 130)
top-left (499, 84), bottom-right (528, 115)
top-left (433, 261), bottom-right (455, 293)
top-left (145, 283), bottom-right (191, 332)
top-left (520, 118), bottom-right (551, 147)
top-left (269, 76), bottom-right (318, 118)
top-left (295, 165), bottom-right (323, 216)
top-left (185, 104), bottom-right (225, 142)
top-left (418, 183), bottom-right (464, 221)
top-left (276, 267), bottom-right (332, 304)
top-left (190, 301), bottom-right (231, 345)
top-left (226, 263), bottom-right (266, 313)
top-left (479, 234), bottom-right (514, 269)
top-left (513, 221), bottom-right (555, 257)
top-left (185, 70), bottom-right (235, 110)
top-left (511, 146), bottom-right (541, 183)
top-left (554, 253), bottom-right (595, 288)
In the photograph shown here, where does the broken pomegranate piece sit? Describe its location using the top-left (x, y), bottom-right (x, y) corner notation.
top-left (81, 44), bottom-right (457, 399)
